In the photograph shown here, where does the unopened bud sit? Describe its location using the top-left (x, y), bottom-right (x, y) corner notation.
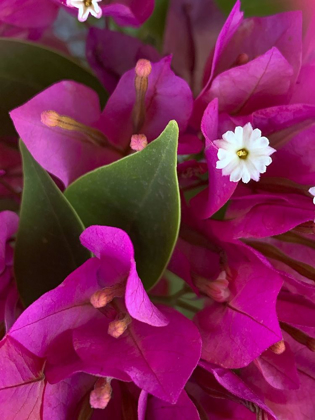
top-left (130, 134), bottom-right (148, 152)
top-left (90, 378), bottom-right (112, 409)
top-left (195, 271), bottom-right (230, 303)
top-left (135, 59), bottom-right (152, 78)
top-left (269, 340), bottom-right (286, 355)
top-left (90, 282), bottom-right (125, 309)
top-left (108, 313), bottom-right (132, 338)
top-left (235, 53), bottom-right (249, 66)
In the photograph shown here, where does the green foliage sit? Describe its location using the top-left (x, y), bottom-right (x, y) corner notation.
top-left (0, 38), bottom-right (107, 137)
top-left (65, 121), bottom-right (181, 290)
top-left (15, 141), bottom-right (90, 306)
top-left (215, 0), bottom-right (287, 16)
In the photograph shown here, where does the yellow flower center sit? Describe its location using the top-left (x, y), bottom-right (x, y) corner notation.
top-left (84, 0), bottom-right (93, 6)
top-left (236, 148), bottom-right (249, 159)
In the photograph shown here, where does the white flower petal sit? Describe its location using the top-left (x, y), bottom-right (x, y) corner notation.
top-left (229, 164), bottom-right (244, 182)
top-left (309, 187), bottom-right (315, 196)
top-left (215, 124), bottom-right (275, 184)
top-left (241, 169), bottom-right (251, 184)
top-left (222, 131), bottom-right (237, 144)
top-left (216, 155), bottom-right (236, 169)
top-left (251, 136), bottom-right (269, 149)
top-left (242, 123), bottom-right (253, 146)
top-left (68, 0), bottom-right (102, 21)
top-left (251, 128), bottom-right (262, 141)
top-left (222, 158), bottom-right (240, 177)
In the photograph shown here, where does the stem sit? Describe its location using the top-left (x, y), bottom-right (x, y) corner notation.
top-left (176, 299), bottom-right (199, 313)
top-left (150, 286), bottom-right (190, 306)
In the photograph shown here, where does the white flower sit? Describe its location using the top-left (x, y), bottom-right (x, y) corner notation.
top-left (67, 0), bottom-right (102, 22)
top-left (214, 123), bottom-right (276, 184)
top-left (309, 187), bottom-right (315, 204)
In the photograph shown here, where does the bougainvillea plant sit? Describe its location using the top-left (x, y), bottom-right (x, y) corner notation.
top-left (0, 0), bottom-right (315, 418)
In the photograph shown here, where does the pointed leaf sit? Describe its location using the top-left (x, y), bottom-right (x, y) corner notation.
top-left (0, 38), bottom-right (107, 137)
top-left (15, 141), bottom-right (90, 306)
top-left (65, 121), bottom-right (180, 289)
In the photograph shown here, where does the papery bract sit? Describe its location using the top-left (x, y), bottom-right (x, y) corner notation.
top-left (189, 361), bottom-right (277, 419)
top-left (0, 0), bottom-right (58, 29)
top-left (10, 81), bottom-right (121, 187)
top-left (194, 242), bottom-right (283, 368)
top-left (99, 56), bottom-right (193, 150)
top-left (163, 0), bottom-right (225, 95)
top-left (192, 4), bottom-right (303, 124)
top-left (87, 28), bottom-right (160, 94)
top-left (0, 335), bottom-right (94, 419)
top-left (190, 99), bottom-right (237, 218)
top-left (73, 306), bottom-right (201, 404)
top-left (217, 192), bottom-right (314, 239)
top-left (9, 225), bottom-right (201, 404)
top-left (254, 345), bottom-right (300, 390)
top-left (240, 334), bottom-right (315, 420)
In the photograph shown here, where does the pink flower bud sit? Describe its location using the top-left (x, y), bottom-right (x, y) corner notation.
top-left (269, 340), bottom-right (286, 355)
top-left (108, 313), bottom-right (132, 338)
top-left (130, 134), bottom-right (148, 152)
top-left (90, 282), bottom-right (125, 309)
top-left (41, 110), bottom-right (60, 127)
top-left (195, 271), bottom-right (230, 303)
top-left (135, 59), bottom-right (152, 78)
top-left (89, 378), bottom-right (112, 409)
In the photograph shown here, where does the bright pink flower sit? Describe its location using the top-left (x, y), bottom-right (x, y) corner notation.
top-left (240, 333), bottom-right (315, 419)
top-left (9, 225), bottom-right (202, 404)
top-left (0, 0), bottom-right (59, 29)
top-left (98, 56), bottom-right (194, 151)
top-left (169, 207), bottom-right (283, 368)
top-left (190, 99), bottom-right (237, 218)
top-left (189, 361), bottom-right (278, 419)
top-left (190, 101), bottom-right (315, 225)
top-left (10, 81), bottom-right (122, 187)
top-left (192, 2), bottom-right (302, 124)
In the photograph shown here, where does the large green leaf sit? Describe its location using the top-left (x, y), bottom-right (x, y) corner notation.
top-left (65, 121), bottom-right (180, 290)
top-left (15, 141), bottom-right (91, 306)
top-left (0, 38), bottom-right (107, 137)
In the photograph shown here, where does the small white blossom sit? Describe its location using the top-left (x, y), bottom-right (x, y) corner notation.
top-left (309, 187), bottom-right (315, 204)
top-left (67, 0), bottom-right (102, 22)
top-left (214, 123), bottom-right (276, 184)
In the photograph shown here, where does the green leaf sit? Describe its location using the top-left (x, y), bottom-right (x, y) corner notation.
top-left (65, 121), bottom-right (180, 290)
top-left (215, 0), bottom-right (286, 16)
top-left (0, 38), bottom-right (107, 137)
top-left (15, 141), bottom-right (91, 306)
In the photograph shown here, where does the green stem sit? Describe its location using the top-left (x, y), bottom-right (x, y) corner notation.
top-left (176, 300), bottom-right (199, 314)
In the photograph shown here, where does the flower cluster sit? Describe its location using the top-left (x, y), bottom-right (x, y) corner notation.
top-left (0, 0), bottom-right (315, 418)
